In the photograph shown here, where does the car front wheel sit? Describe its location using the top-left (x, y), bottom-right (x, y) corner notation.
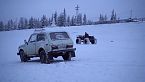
top-left (19, 50), bottom-right (27, 62)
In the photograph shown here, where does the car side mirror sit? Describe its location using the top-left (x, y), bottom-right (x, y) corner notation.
top-left (24, 40), bottom-right (28, 45)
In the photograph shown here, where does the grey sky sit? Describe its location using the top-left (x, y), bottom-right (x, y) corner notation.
top-left (0, 0), bottom-right (145, 22)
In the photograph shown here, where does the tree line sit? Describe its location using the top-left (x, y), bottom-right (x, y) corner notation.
top-left (0, 8), bottom-right (143, 31)
top-left (0, 8), bottom-right (88, 31)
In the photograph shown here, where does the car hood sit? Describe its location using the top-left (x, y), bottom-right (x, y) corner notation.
top-left (18, 44), bottom-right (25, 49)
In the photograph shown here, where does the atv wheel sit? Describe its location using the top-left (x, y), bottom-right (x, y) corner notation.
top-left (90, 39), bottom-right (97, 44)
top-left (84, 38), bottom-right (90, 44)
top-left (76, 38), bottom-right (81, 44)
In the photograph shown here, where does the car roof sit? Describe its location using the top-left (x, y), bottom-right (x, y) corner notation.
top-left (33, 29), bottom-right (67, 34)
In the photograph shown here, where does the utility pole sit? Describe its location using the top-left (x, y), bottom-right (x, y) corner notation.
top-left (75, 5), bottom-right (79, 25)
top-left (51, 14), bottom-right (56, 27)
top-left (75, 5), bottom-right (79, 17)
top-left (130, 10), bottom-right (132, 18)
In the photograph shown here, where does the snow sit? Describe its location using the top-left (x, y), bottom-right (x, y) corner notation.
top-left (0, 22), bottom-right (145, 82)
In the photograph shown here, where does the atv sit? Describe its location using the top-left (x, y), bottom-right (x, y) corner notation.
top-left (76, 33), bottom-right (97, 44)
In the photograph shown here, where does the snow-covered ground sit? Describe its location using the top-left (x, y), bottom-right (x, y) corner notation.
top-left (0, 22), bottom-right (145, 82)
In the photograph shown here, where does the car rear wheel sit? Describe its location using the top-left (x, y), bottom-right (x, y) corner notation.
top-left (62, 52), bottom-right (72, 61)
top-left (40, 50), bottom-right (51, 64)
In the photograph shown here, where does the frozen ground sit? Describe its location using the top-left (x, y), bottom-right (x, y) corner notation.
top-left (0, 22), bottom-right (145, 82)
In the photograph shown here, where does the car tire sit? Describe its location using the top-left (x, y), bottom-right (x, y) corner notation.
top-left (19, 50), bottom-right (27, 62)
top-left (62, 52), bottom-right (71, 61)
top-left (40, 50), bottom-right (50, 64)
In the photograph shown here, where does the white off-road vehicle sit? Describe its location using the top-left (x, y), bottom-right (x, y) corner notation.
top-left (17, 29), bottom-right (76, 64)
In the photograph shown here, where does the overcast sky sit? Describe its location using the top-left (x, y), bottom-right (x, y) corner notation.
top-left (0, 0), bottom-right (145, 22)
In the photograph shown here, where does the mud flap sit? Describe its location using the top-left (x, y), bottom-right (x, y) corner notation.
top-left (71, 51), bottom-right (76, 57)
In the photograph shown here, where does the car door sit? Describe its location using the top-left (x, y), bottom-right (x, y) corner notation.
top-left (27, 34), bottom-right (37, 55)
top-left (35, 33), bottom-right (46, 54)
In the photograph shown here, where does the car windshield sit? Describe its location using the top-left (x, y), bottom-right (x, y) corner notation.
top-left (50, 32), bottom-right (70, 40)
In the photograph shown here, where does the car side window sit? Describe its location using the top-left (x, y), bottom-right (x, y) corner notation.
top-left (37, 34), bottom-right (45, 41)
top-left (28, 34), bottom-right (37, 43)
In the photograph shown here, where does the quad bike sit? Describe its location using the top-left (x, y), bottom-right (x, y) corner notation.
top-left (76, 35), bottom-right (97, 44)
